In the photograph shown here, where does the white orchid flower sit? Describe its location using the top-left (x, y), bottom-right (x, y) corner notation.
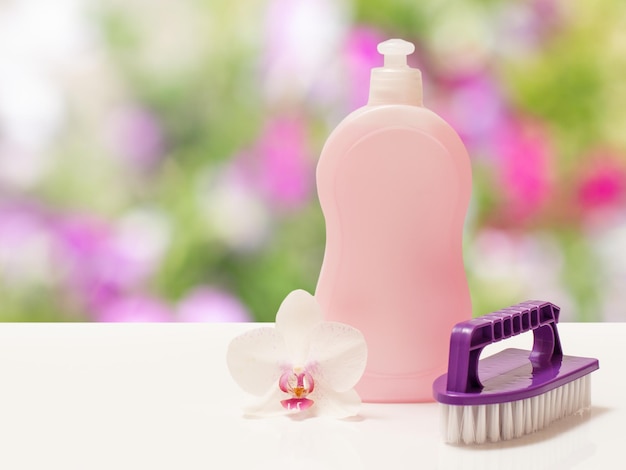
top-left (226, 289), bottom-right (368, 418)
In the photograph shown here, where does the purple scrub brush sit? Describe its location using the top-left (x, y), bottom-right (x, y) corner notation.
top-left (432, 301), bottom-right (599, 445)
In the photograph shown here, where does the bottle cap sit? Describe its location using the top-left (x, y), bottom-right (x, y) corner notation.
top-left (368, 39), bottom-right (423, 106)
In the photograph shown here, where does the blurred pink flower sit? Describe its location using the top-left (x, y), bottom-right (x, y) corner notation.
top-left (54, 215), bottom-right (122, 309)
top-left (493, 117), bottom-right (554, 224)
top-left (576, 149), bottom-right (626, 214)
top-left (530, 0), bottom-right (567, 38)
top-left (53, 214), bottom-right (162, 313)
top-left (254, 116), bottom-right (312, 210)
top-left (95, 295), bottom-right (172, 322)
top-left (342, 26), bottom-right (385, 110)
top-left (0, 202), bottom-right (48, 245)
top-left (106, 105), bottom-right (165, 171)
top-left (177, 286), bottom-right (251, 322)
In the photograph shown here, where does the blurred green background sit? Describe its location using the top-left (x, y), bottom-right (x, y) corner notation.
top-left (0, 0), bottom-right (625, 322)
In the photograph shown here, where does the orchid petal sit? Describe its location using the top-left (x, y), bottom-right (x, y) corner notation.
top-left (227, 290), bottom-right (367, 420)
top-left (309, 384), bottom-right (362, 419)
top-left (226, 327), bottom-right (287, 396)
top-left (243, 386), bottom-right (286, 417)
top-left (307, 322), bottom-right (367, 392)
top-left (275, 290), bottom-right (322, 365)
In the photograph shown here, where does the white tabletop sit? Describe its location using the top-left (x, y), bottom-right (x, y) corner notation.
top-left (0, 322), bottom-right (619, 469)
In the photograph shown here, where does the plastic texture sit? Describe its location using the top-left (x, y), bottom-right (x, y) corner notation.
top-left (432, 301), bottom-right (600, 406)
top-left (368, 38), bottom-right (422, 106)
top-left (315, 38), bottom-right (472, 403)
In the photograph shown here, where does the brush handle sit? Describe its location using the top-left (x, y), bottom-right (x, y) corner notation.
top-left (445, 301), bottom-right (563, 393)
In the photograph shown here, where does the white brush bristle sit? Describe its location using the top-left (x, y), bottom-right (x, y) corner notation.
top-left (440, 375), bottom-right (592, 445)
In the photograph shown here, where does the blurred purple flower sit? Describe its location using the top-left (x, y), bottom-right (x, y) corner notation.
top-left (493, 117), bottom-right (554, 224)
top-left (490, 0), bottom-right (566, 59)
top-left (177, 286), bottom-right (251, 322)
top-left (342, 26), bottom-right (384, 110)
top-left (53, 212), bottom-right (165, 314)
top-left (53, 215), bottom-right (122, 309)
top-left (435, 71), bottom-right (508, 154)
top-left (254, 116), bottom-right (312, 210)
top-left (106, 105), bottom-right (165, 171)
top-left (95, 295), bottom-right (172, 322)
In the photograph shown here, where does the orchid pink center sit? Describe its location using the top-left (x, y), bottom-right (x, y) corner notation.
top-left (279, 369), bottom-right (315, 411)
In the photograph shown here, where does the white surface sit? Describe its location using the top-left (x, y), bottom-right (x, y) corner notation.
top-left (0, 322), bottom-right (619, 469)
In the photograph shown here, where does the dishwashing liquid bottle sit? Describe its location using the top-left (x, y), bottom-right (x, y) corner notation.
top-left (315, 39), bottom-right (473, 403)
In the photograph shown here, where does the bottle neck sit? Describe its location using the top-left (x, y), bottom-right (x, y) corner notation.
top-left (367, 67), bottom-right (423, 106)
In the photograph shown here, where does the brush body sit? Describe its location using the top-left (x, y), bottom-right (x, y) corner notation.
top-left (433, 301), bottom-right (599, 445)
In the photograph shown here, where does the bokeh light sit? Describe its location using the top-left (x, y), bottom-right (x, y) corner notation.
top-left (1, 0), bottom-right (625, 321)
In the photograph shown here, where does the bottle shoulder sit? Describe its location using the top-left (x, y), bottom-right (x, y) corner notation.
top-left (320, 104), bottom-right (468, 162)
top-left (332, 104), bottom-right (450, 133)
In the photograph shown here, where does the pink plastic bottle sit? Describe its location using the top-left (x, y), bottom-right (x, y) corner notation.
top-left (315, 39), bottom-right (472, 403)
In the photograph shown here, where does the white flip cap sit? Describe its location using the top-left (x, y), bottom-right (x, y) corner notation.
top-left (368, 39), bottom-right (423, 106)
